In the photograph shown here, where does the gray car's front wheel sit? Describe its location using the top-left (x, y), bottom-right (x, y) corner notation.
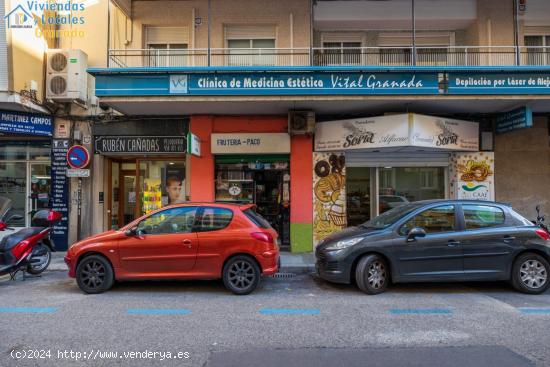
top-left (355, 254), bottom-right (389, 295)
top-left (512, 253), bottom-right (549, 294)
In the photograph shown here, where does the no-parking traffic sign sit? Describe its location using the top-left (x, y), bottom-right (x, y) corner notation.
top-left (67, 145), bottom-right (90, 169)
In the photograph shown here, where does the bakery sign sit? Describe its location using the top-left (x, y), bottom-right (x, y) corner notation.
top-left (315, 113), bottom-right (478, 152)
top-left (211, 133), bottom-right (291, 154)
top-left (94, 136), bottom-right (187, 154)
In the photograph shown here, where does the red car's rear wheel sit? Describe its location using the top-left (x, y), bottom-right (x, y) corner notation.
top-left (223, 255), bottom-right (260, 295)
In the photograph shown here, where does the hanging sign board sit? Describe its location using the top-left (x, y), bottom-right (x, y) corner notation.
top-left (315, 113), bottom-right (479, 152)
top-left (495, 106), bottom-right (533, 134)
top-left (187, 132), bottom-right (201, 156)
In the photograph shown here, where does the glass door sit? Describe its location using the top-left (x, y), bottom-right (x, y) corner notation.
top-left (0, 162), bottom-right (27, 227)
top-left (120, 170), bottom-right (137, 226)
top-left (29, 163), bottom-right (52, 221)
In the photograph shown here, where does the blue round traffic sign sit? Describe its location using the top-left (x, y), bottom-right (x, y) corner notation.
top-left (67, 145), bottom-right (90, 169)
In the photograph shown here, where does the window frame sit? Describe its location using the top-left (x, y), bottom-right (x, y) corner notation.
top-left (194, 206), bottom-right (234, 233)
top-left (136, 206), bottom-right (199, 236)
top-left (397, 204), bottom-right (459, 237)
top-left (459, 203), bottom-right (507, 232)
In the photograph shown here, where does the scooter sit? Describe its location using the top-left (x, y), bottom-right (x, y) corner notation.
top-left (0, 207), bottom-right (62, 279)
top-left (535, 205), bottom-right (549, 234)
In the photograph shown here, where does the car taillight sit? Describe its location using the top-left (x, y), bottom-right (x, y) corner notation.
top-left (251, 232), bottom-right (274, 244)
top-left (11, 241), bottom-right (32, 259)
top-left (535, 229), bottom-right (550, 241)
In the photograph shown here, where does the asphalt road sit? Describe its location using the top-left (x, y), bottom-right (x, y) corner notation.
top-left (0, 270), bottom-right (549, 367)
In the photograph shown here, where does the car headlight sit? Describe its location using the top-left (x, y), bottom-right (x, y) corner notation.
top-left (325, 237), bottom-right (364, 251)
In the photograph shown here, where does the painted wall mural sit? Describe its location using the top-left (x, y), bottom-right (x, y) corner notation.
top-left (313, 152), bottom-right (347, 247)
top-left (450, 152), bottom-right (495, 201)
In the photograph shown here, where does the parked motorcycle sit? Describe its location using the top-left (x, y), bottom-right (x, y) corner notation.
top-left (535, 205), bottom-right (549, 234)
top-left (0, 197), bottom-right (61, 279)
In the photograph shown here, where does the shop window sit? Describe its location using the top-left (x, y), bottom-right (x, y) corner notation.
top-left (400, 205), bottom-right (456, 235)
top-left (379, 167), bottom-right (445, 214)
top-left (0, 162), bottom-right (26, 226)
top-left (136, 206), bottom-right (197, 235)
top-left (139, 160), bottom-right (186, 215)
top-left (197, 207), bottom-right (233, 232)
top-left (462, 204), bottom-right (505, 230)
top-left (0, 145), bottom-right (27, 160)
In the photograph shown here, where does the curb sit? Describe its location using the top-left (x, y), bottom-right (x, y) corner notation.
top-left (279, 266), bottom-right (316, 274)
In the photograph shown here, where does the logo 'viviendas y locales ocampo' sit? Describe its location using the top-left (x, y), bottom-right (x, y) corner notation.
top-left (4, 0), bottom-right (88, 38)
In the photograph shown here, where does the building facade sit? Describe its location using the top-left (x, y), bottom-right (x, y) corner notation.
top-left (3, 0), bottom-right (550, 252)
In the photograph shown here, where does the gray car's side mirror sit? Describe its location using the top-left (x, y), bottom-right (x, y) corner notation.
top-left (406, 227), bottom-right (426, 242)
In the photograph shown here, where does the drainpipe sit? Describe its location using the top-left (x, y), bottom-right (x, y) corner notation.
top-left (310, 0), bottom-right (314, 66)
top-left (513, 0), bottom-right (520, 65)
top-left (207, 0), bottom-right (211, 66)
top-left (412, 0), bottom-right (416, 66)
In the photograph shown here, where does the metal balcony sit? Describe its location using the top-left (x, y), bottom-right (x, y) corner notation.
top-left (108, 46), bottom-right (550, 68)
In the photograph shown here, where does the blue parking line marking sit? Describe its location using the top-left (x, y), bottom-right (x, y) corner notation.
top-left (389, 308), bottom-right (452, 315)
top-left (127, 308), bottom-right (191, 315)
top-left (518, 308), bottom-right (550, 315)
top-left (259, 308), bottom-right (320, 315)
top-left (0, 307), bottom-right (57, 314)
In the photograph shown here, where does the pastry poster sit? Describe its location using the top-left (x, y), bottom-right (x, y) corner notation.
top-left (450, 152), bottom-right (495, 201)
top-left (313, 152), bottom-right (347, 247)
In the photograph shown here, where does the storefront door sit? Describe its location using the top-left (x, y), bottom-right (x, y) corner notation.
top-left (120, 170), bottom-right (137, 226)
top-left (214, 156), bottom-right (291, 248)
top-left (29, 163), bottom-right (51, 220)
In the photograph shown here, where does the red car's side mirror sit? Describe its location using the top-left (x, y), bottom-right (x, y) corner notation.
top-left (0, 221), bottom-right (6, 231)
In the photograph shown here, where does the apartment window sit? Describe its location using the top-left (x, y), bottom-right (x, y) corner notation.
top-left (225, 25), bottom-right (276, 66)
top-left (321, 42), bottom-right (362, 65)
top-left (378, 32), bottom-right (451, 66)
top-left (145, 26), bottom-right (189, 67)
top-left (524, 36), bottom-right (550, 65)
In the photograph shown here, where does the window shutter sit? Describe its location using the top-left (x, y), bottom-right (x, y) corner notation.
top-left (225, 25), bottom-right (276, 40)
top-left (146, 26), bottom-right (189, 45)
top-left (378, 32), bottom-right (452, 47)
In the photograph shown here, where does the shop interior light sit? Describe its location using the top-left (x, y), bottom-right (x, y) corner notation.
top-left (169, 162), bottom-right (175, 165)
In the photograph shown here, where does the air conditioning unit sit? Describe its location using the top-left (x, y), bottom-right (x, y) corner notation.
top-left (46, 49), bottom-right (88, 103)
top-left (288, 110), bottom-right (315, 135)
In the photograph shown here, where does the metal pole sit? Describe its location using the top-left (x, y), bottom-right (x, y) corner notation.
top-left (208, 0), bottom-right (211, 67)
top-left (513, 0), bottom-right (520, 65)
top-left (412, 0), bottom-right (416, 66)
top-left (77, 178), bottom-right (82, 241)
top-left (310, 0), bottom-right (314, 66)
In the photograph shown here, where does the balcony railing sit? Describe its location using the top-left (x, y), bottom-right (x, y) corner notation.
top-left (108, 46), bottom-right (550, 68)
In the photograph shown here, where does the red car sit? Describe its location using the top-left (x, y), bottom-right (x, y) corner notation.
top-left (65, 203), bottom-right (279, 295)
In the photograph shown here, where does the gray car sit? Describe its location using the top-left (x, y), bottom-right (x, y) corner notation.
top-left (315, 200), bottom-right (550, 295)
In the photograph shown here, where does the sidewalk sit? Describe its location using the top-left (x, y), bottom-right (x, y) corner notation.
top-left (49, 251), bottom-right (315, 274)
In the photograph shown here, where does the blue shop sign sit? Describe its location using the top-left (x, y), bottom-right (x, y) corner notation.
top-left (495, 106), bottom-right (533, 134)
top-left (0, 110), bottom-right (53, 136)
top-left (448, 73), bottom-right (550, 94)
top-left (95, 72), bottom-right (442, 96)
